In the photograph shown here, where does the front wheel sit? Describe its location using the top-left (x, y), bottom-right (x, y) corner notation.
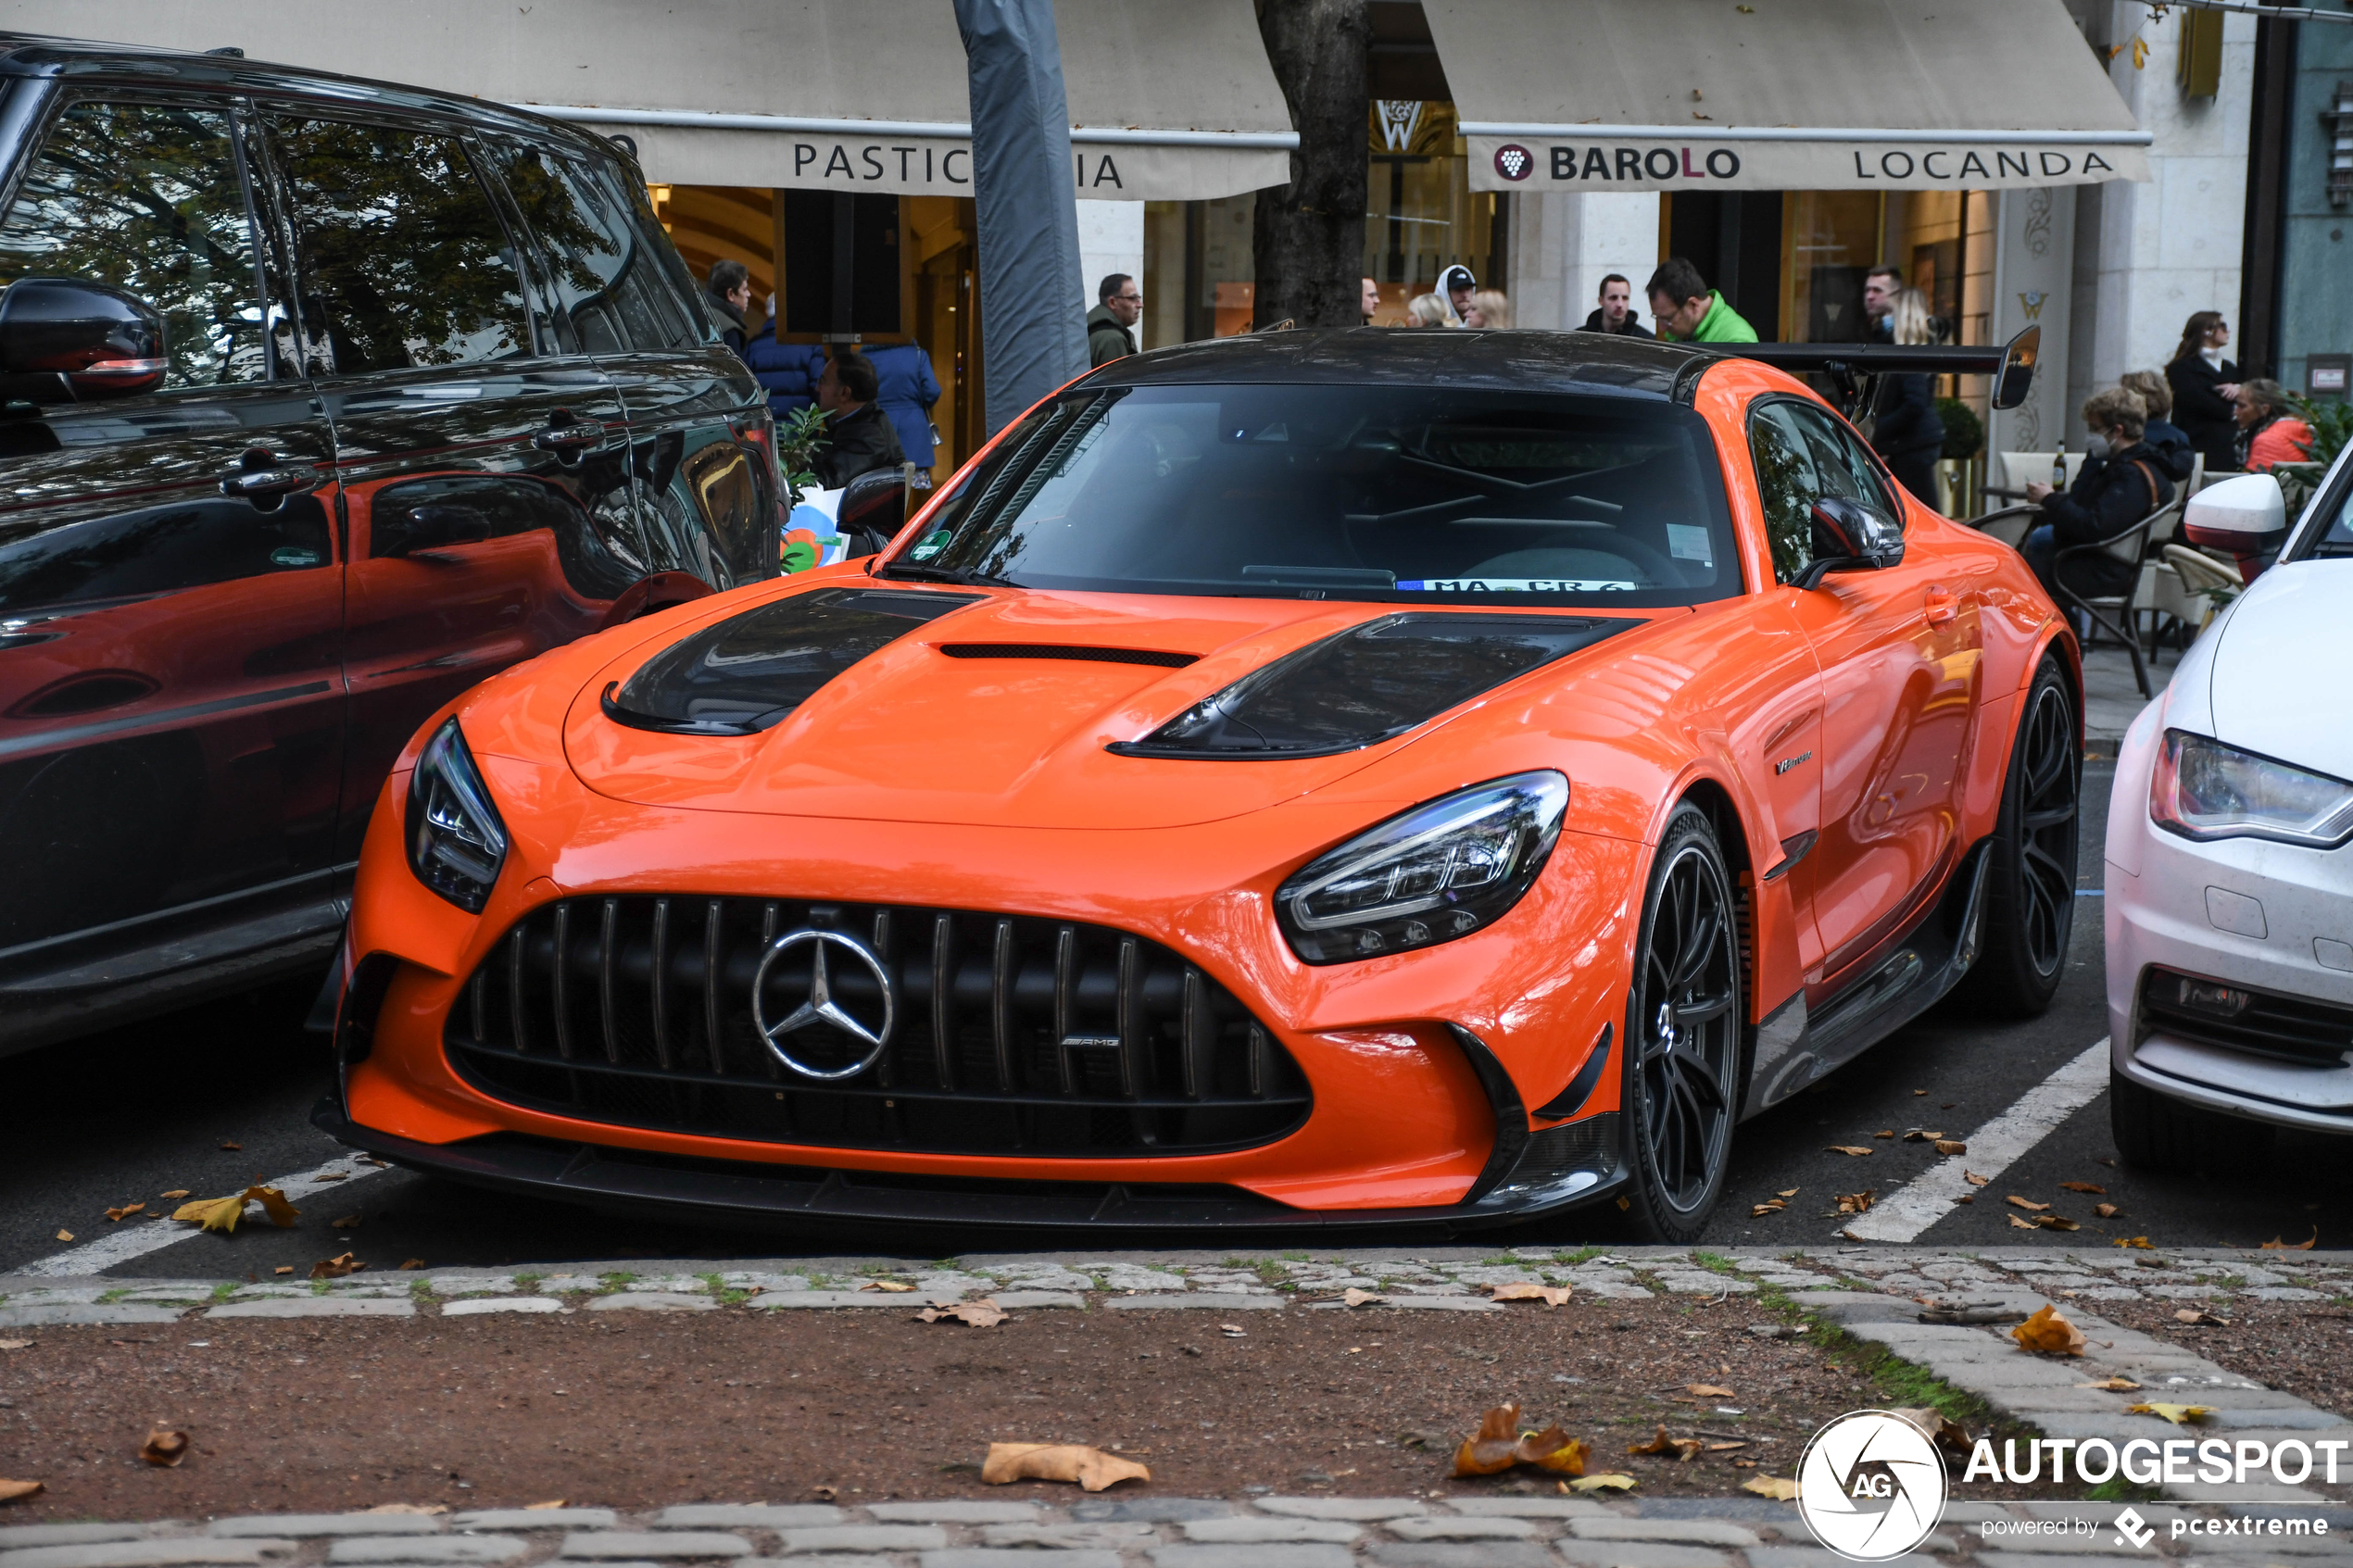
top-left (1617, 802), bottom-right (1744, 1244)
top-left (1947, 655), bottom-right (2079, 1018)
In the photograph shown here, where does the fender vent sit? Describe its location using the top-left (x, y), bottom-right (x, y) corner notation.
top-left (936, 643), bottom-right (1198, 668)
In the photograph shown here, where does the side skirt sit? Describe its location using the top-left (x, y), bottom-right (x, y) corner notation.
top-left (1741, 836), bottom-right (1992, 1118)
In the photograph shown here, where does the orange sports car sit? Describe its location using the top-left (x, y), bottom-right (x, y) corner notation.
top-left (319, 327), bottom-right (2072, 1242)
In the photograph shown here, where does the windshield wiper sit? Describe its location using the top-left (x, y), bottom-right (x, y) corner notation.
top-left (875, 560), bottom-right (1023, 589)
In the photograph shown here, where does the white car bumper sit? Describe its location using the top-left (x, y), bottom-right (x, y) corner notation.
top-left (2106, 695), bottom-right (2353, 1134)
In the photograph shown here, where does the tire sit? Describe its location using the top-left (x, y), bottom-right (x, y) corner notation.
top-left (1947, 655), bottom-right (2079, 1018)
top-left (2108, 1067), bottom-right (2273, 1174)
top-left (1617, 801), bottom-right (1744, 1245)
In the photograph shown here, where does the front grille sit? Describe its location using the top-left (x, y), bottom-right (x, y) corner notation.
top-left (446, 897), bottom-right (1312, 1157)
top-left (2140, 967), bottom-right (2353, 1069)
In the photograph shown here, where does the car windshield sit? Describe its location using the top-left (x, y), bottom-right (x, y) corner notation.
top-left (2287, 468), bottom-right (2353, 561)
top-left (890, 384), bottom-right (1742, 607)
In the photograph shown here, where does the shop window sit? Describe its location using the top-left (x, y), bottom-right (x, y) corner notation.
top-left (1364, 100), bottom-right (1502, 323)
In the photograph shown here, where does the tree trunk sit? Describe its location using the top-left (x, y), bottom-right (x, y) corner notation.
top-left (1252, 0), bottom-right (1370, 332)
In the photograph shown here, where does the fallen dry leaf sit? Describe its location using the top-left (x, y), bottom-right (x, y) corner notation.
top-left (2012, 1303), bottom-right (2086, 1356)
top-left (2006, 1196), bottom-right (2050, 1212)
top-left (1453, 1403), bottom-right (1589, 1477)
top-left (917, 1298), bottom-right (1007, 1327)
top-left (2114, 1236), bottom-right (2155, 1250)
top-left (2261, 1229), bottom-right (2319, 1251)
top-left (1218, 1323), bottom-right (1246, 1337)
top-left (1685, 1384), bottom-right (1733, 1398)
top-left (273, 1266), bottom-right (294, 1276)
top-left (364, 1504), bottom-right (448, 1516)
top-left (1963, 1170), bottom-right (1990, 1186)
top-left (311, 1173), bottom-right (346, 1183)
top-left (2035, 1214), bottom-right (2081, 1232)
top-left (1750, 1199), bottom-right (1786, 1217)
top-left (2058, 1181), bottom-right (2107, 1194)
top-left (1628, 1424), bottom-right (1704, 1461)
top-left (1490, 1283), bottom-right (1572, 1307)
top-left (1887, 1407), bottom-right (1973, 1464)
top-left (173, 1185), bottom-right (299, 1235)
top-left (309, 1252), bottom-right (365, 1280)
top-left (2095, 1203), bottom-right (2120, 1218)
top-left (811, 1486), bottom-right (837, 1502)
top-left (1777, 1187), bottom-right (1798, 1198)
top-left (159, 1190), bottom-right (189, 1200)
top-left (982, 1442), bottom-right (1150, 1491)
top-left (0, 1479), bottom-right (43, 1504)
top-left (1902, 1129), bottom-right (1936, 1141)
top-left (1826, 1146), bottom-right (1874, 1157)
top-left (1872, 1130), bottom-right (1894, 1139)
top-left (1743, 1474), bottom-right (1800, 1500)
top-left (1934, 1139), bottom-right (1968, 1156)
top-left (1342, 1287), bottom-right (1385, 1308)
top-left (2173, 1308), bottom-right (2231, 1326)
top-left (2079, 1377), bottom-right (2142, 1391)
top-left (400, 1259), bottom-right (425, 1270)
top-left (104, 1203), bottom-right (145, 1223)
top-left (220, 1141), bottom-right (241, 1150)
top-left (0, 1340), bottom-right (31, 1351)
top-left (1833, 1191), bottom-right (1875, 1215)
top-left (138, 1427), bottom-right (188, 1467)
top-left (860, 1280), bottom-right (918, 1293)
top-left (2130, 1402), bottom-right (2212, 1425)
top-left (331, 1214), bottom-right (363, 1230)
top-left (1705, 1441), bottom-right (1748, 1451)
top-left (1570, 1473), bottom-right (1637, 1493)
top-left (52, 1230), bottom-right (71, 1243)
top-left (523, 1501), bottom-right (566, 1512)
top-left (2007, 1215), bottom-right (2036, 1229)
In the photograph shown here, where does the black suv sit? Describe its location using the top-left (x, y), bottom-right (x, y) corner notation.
top-left (0, 37), bottom-right (778, 1054)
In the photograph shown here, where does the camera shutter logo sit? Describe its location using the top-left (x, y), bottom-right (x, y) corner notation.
top-left (1795, 1410), bottom-right (1948, 1562)
top-left (1493, 144), bottom-right (1534, 182)
top-left (753, 928), bottom-right (897, 1080)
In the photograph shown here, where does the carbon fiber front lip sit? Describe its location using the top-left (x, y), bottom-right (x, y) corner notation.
top-left (311, 1096), bottom-right (1625, 1235)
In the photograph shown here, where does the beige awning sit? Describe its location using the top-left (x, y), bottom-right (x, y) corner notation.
top-left (1426, 0), bottom-right (2150, 193)
top-left (3, 0), bottom-right (1296, 200)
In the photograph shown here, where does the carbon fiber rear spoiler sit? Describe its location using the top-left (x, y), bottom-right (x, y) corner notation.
top-left (1680, 326), bottom-right (2039, 418)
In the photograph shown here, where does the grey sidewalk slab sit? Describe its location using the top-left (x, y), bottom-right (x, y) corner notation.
top-left (0, 1536), bottom-right (156, 1554)
top-left (203, 1298), bottom-right (416, 1320)
top-left (648, 1509), bottom-right (844, 1530)
top-left (1106, 1294), bottom-right (1289, 1311)
top-left (449, 1513), bottom-right (616, 1532)
top-left (0, 1543), bottom-right (299, 1568)
top-left (210, 1520), bottom-right (444, 1539)
top-left (558, 1535), bottom-right (749, 1559)
top-left (326, 1540), bottom-right (525, 1564)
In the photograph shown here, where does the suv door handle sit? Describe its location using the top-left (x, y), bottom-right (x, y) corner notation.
top-left (532, 421), bottom-right (605, 455)
top-left (1923, 586), bottom-right (1957, 626)
top-left (220, 454), bottom-right (321, 501)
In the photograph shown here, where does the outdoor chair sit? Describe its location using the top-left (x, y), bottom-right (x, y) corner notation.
top-left (2055, 496), bottom-right (2181, 700)
top-left (1965, 502), bottom-right (2039, 549)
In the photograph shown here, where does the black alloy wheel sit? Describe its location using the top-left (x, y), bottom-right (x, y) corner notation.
top-left (1949, 656), bottom-right (2079, 1017)
top-left (1618, 802), bottom-right (1743, 1243)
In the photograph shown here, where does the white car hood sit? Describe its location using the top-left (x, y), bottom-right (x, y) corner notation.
top-left (2194, 558), bottom-right (2353, 780)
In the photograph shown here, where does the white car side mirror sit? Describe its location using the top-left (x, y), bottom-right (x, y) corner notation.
top-left (2183, 471), bottom-right (2287, 556)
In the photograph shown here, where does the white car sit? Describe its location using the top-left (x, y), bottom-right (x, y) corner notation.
top-left (2107, 460), bottom-right (2353, 1168)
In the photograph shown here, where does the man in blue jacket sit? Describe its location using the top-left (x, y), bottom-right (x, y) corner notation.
top-left (743, 301), bottom-right (825, 421)
top-left (863, 341), bottom-right (944, 474)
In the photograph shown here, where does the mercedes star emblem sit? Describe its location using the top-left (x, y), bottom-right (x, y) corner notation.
top-left (751, 928), bottom-right (896, 1080)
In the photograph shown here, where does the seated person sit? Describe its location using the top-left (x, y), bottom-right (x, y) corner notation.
top-left (812, 348), bottom-right (906, 490)
top-left (2020, 386), bottom-right (2171, 608)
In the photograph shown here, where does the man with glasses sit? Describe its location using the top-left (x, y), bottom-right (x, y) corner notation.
top-left (1088, 273), bottom-right (1142, 366)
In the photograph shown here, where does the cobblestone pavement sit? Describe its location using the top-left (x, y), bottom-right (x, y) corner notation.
top-left (0, 1491), bottom-right (2345, 1568)
top-left (6, 1246), bottom-right (2350, 1517)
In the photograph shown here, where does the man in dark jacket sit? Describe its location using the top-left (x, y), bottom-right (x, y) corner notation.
top-left (1087, 273), bottom-right (1140, 367)
top-left (1579, 274), bottom-right (1652, 338)
top-left (812, 349), bottom-right (906, 489)
top-left (704, 259), bottom-right (751, 358)
top-left (2020, 386), bottom-right (2171, 608)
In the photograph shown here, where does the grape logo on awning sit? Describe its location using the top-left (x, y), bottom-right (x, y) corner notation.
top-left (1796, 1410), bottom-right (1949, 1562)
top-left (1492, 144), bottom-right (1533, 181)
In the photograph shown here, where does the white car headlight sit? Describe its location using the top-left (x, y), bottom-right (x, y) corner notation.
top-left (406, 719), bottom-right (510, 912)
top-left (2150, 729), bottom-right (2353, 848)
top-left (1276, 771), bottom-right (1568, 964)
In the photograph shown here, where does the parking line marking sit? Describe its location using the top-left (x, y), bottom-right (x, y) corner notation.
top-left (19, 1153), bottom-right (393, 1277)
top-left (1840, 1037), bottom-right (2111, 1244)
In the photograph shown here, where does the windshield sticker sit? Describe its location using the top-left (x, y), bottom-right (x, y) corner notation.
top-left (1666, 524), bottom-right (1714, 563)
top-left (1397, 578), bottom-right (1639, 593)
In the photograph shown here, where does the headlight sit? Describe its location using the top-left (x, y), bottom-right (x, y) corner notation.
top-left (406, 720), bottom-right (510, 912)
top-left (1276, 771), bottom-right (1568, 964)
top-left (2150, 729), bottom-right (2353, 848)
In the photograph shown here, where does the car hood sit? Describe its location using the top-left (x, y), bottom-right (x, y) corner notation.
top-left (560, 581), bottom-right (1653, 830)
top-left (2200, 558), bottom-right (2353, 781)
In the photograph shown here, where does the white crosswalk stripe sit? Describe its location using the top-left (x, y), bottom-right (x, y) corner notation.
top-left (19, 1153), bottom-right (393, 1276)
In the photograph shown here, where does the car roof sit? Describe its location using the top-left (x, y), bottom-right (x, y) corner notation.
top-left (1083, 326), bottom-right (1708, 400)
top-left (0, 32), bottom-right (620, 158)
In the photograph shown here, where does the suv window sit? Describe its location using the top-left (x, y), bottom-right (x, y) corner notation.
top-left (489, 140), bottom-right (686, 355)
top-left (0, 99), bottom-right (268, 390)
top-left (1749, 398), bottom-right (1897, 586)
top-left (270, 116), bottom-right (530, 373)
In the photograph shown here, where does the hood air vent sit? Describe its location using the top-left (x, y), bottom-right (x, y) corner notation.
top-left (936, 643), bottom-right (1199, 668)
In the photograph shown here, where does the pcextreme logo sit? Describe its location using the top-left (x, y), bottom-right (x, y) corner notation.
top-left (1796, 1410), bottom-right (1949, 1562)
top-left (2115, 1508), bottom-right (2157, 1549)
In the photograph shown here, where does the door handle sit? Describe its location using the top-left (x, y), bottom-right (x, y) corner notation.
top-left (1923, 587), bottom-right (1958, 627)
top-left (532, 421), bottom-right (605, 456)
top-left (220, 452), bottom-right (321, 501)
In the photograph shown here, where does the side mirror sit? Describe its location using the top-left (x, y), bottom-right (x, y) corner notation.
top-left (2183, 470), bottom-right (2286, 583)
top-left (0, 278), bottom-right (166, 402)
top-left (1991, 324), bottom-right (2039, 412)
top-left (836, 465), bottom-right (908, 558)
top-left (1797, 495), bottom-right (1906, 589)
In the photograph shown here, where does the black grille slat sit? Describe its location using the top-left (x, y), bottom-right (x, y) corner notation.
top-left (446, 897), bottom-right (1311, 1159)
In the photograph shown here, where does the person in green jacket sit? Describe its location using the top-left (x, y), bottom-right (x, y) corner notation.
top-left (1644, 256), bottom-right (1759, 344)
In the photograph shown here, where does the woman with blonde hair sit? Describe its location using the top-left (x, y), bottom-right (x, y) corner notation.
top-left (1869, 286), bottom-right (1945, 508)
top-left (1466, 289), bottom-right (1512, 328)
top-left (1404, 292), bottom-right (1451, 328)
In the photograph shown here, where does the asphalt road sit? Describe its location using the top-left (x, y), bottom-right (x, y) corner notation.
top-left (6, 753), bottom-right (2345, 1278)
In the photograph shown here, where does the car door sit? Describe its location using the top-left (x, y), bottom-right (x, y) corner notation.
top-left (254, 107), bottom-right (641, 861)
top-left (1753, 396), bottom-right (1985, 981)
top-left (0, 93), bottom-right (346, 965)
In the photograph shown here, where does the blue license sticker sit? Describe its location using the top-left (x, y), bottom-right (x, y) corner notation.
top-left (1396, 578), bottom-right (1637, 593)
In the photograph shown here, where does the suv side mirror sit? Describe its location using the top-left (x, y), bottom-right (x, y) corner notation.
top-left (0, 278), bottom-right (166, 402)
top-left (837, 465), bottom-right (909, 558)
top-left (1797, 495), bottom-right (1906, 589)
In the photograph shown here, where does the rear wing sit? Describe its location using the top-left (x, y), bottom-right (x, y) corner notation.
top-left (1685, 326), bottom-right (2040, 419)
